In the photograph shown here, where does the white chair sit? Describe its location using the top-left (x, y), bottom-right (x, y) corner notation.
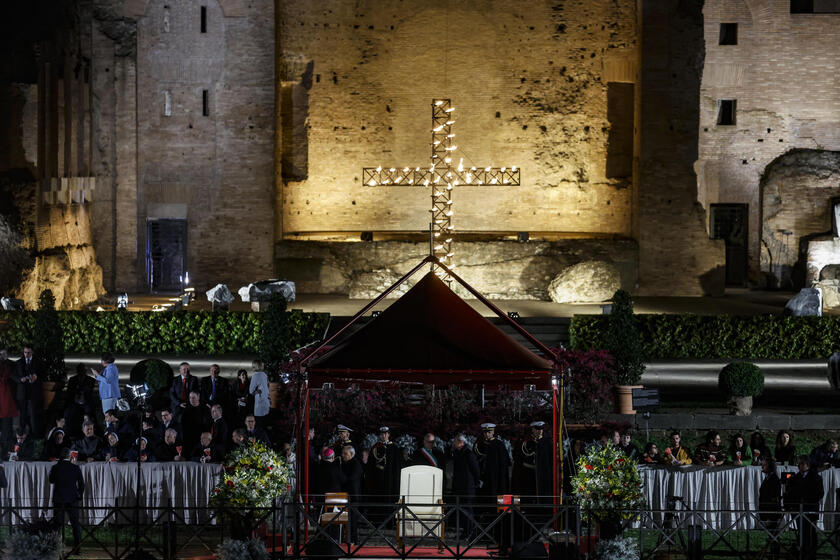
top-left (395, 465), bottom-right (445, 551)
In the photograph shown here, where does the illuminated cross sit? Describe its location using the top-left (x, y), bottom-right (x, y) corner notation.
top-left (363, 99), bottom-right (520, 278)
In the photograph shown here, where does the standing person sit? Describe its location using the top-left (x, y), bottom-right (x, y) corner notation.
top-left (366, 427), bottom-right (402, 518)
top-left (248, 360), bottom-right (270, 424)
top-left (451, 434), bottom-right (481, 539)
top-left (65, 363), bottom-right (97, 438)
top-left (12, 344), bottom-right (43, 436)
top-left (200, 364), bottom-right (230, 411)
top-left (49, 447), bottom-right (85, 547)
top-left (758, 458), bottom-right (782, 558)
top-left (209, 404), bottom-right (229, 455)
top-left (180, 391), bottom-right (210, 451)
top-left (341, 445), bottom-right (363, 544)
top-left (0, 349), bottom-right (19, 453)
top-left (411, 432), bottom-right (445, 468)
top-left (333, 424), bottom-right (353, 456)
top-left (232, 369), bottom-right (252, 425)
top-left (785, 455), bottom-right (824, 560)
top-left (169, 362), bottom-right (199, 420)
top-left (474, 422), bottom-right (511, 548)
top-left (89, 353), bottom-right (120, 414)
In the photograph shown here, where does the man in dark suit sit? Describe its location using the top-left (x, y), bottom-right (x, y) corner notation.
top-left (64, 363), bottom-right (98, 438)
top-left (200, 364), bottom-right (230, 411)
top-left (169, 362), bottom-right (199, 419)
top-left (155, 409), bottom-right (182, 442)
top-left (209, 404), bottom-right (229, 455)
top-left (244, 415), bottom-right (271, 446)
top-left (785, 454), bottom-right (824, 560)
top-left (411, 432), bottom-right (445, 468)
top-left (451, 434), bottom-right (481, 538)
top-left (180, 391), bottom-right (210, 450)
top-left (49, 447), bottom-right (85, 546)
top-left (341, 445), bottom-right (363, 543)
top-left (12, 345), bottom-right (44, 435)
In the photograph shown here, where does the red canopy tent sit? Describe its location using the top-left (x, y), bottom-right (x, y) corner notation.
top-left (296, 256), bottom-right (564, 509)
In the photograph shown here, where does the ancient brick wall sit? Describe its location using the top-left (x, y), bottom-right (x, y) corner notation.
top-left (134, 0), bottom-right (275, 291)
top-left (277, 0), bottom-right (637, 237)
top-left (698, 0), bottom-right (840, 288)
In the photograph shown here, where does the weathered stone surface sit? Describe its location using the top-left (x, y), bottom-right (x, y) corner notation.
top-left (16, 246), bottom-right (106, 310)
top-left (205, 284), bottom-right (235, 305)
top-left (547, 261), bottom-right (621, 303)
top-left (244, 280), bottom-right (296, 303)
top-left (821, 264), bottom-right (840, 281)
top-left (783, 288), bottom-right (822, 317)
top-left (348, 269), bottom-right (413, 300)
top-left (276, 239), bottom-right (637, 300)
top-left (816, 280), bottom-right (840, 310)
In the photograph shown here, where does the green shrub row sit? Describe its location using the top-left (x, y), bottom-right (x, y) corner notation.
top-left (0, 310), bottom-right (329, 356)
top-left (569, 314), bottom-right (840, 360)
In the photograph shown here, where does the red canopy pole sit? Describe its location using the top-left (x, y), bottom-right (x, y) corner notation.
top-left (304, 381), bottom-right (310, 545)
top-left (552, 377), bottom-right (559, 527)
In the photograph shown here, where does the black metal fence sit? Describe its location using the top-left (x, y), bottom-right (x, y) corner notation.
top-left (4, 498), bottom-right (840, 559)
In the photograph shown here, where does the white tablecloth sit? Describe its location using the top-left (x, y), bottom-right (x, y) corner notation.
top-left (639, 465), bottom-right (840, 530)
top-left (2, 461), bottom-right (222, 524)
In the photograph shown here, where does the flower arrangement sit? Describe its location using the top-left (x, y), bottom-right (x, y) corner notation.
top-left (210, 442), bottom-right (294, 513)
top-left (570, 443), bottom-right (644, 522)
top-left (362, 433), bottom-right (379, 451)
top-left (395, 434), bottom-right (417, 455)
top-left (595, 535), bottom-right (640, 560)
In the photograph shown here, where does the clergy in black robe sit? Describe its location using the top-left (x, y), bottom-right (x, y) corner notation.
top-left (474, 423), bottom-right (511, 548)
top-left (340, 445), bottom-right (363, 543)
top-left (451, 434), bottom-right (481, 537)
top-left (785, 455), bottom-right (824, 560)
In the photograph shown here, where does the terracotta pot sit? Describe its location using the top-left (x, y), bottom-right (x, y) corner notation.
top-left (269, 382), bottom-right (283, 409)
top-left (614, 385), bottom-right (643, 415)
top-left (42, 381), bottom-right (58, 410)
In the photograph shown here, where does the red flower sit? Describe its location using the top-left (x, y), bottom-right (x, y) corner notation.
top-left (226, 480), bottom-right (234, 487)
top-left (616, 458), bottom-right (625, 464)
top-left (585, 464), bottom-right (594, 470)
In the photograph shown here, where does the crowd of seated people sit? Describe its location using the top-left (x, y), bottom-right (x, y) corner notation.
top-left (0, 349), bottom-right (283, 465)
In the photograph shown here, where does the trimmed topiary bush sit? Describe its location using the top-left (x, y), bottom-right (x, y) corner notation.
top-left (718, 361), bottom-right (764, 398)
top-left (33, 290), bottom-right (65, 382)
top-left (606, 290), bottom-right (645, 386)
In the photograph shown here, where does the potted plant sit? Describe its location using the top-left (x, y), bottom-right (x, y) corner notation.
top-left (3, 516), bottom-right (63, 560)
top-left (210, 442), bottom-right (294, 541)
top-left (718, 361), bottom-right (763, 416)
top-left (606, 290), bottom-right (645, 414)
top-left (33, 290), bottom-right (66, 409)
top-left (570, 442), bottom-right (644, 541)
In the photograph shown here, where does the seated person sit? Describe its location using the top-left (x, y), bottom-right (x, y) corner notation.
top-left (154, 428), bottom-right (184, 462)
top-left (728, 433), bottom-right (752, 466)
top-left (618, 432), bottom-right (639, 461)
top-left (810, 439), bottom-right (840, 471)
top-left (98, 432), bottom-right (122, 462)
top-left (694, 431), bottom-right (725, 467)
top-left (774, 430), bottom-right (797, 466)
top-left (9, 429), bottom-right (35, 461)
top-left (72, 421), bottom-right (104, 463)
top-left (750, 432), bottom-right (771, 465)
top-left (46, 417), bottom-right (67, 442)
top-left (243, 415), bottom-right (270, 446)
top-left (140, 419), bottom-right (159, 447)
top-left (191, 432), bottom-right (223, 463)
top-left (124, 436), bottom-right (156, 463)
top-left (664, 431), bottom-right (692, 466)
top-left (104, 409), bottom-right (136, 444)
top-left (155, 409), bottom-right (182, 442)
top-left (231, 428), bottom-right (248, 451)
top-left (42, 428), bottom-right (68, 461)
top-left (640, 442), bottom-right (663, 464)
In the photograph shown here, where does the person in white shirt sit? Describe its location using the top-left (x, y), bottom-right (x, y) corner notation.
top-left (249, 359), bottom-right (270, 422)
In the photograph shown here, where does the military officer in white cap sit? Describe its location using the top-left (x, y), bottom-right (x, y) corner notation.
top-left (333, 424), bottom-right (353, 458)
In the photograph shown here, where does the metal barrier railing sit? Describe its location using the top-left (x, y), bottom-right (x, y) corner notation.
top-left (4, 498), bottom-right (840, 559)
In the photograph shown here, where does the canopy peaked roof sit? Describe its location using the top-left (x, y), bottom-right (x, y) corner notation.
top-left (307, 269), bottom-right (555, 388)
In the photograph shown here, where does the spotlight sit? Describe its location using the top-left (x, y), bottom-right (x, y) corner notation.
top-left (508, 311), bottom-right (520, 319)
top-left (116, 293), bottom-right (129, 311)
top-left (371, 310), bottom-right (382, 318)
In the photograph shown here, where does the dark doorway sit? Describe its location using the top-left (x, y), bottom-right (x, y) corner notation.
top-left (710, 204), bottom-right (748, 287)
top-left (146, 219), bottom-right (187, 292)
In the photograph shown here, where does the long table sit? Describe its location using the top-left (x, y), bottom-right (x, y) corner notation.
top-left (639, 464), bottom-right (840, 530)
top-left (2, 461), bottom-right (221, 524)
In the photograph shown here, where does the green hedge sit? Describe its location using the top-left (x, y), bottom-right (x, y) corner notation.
top-left (570, 315), bottom-right (840, 360)
top-left (0, 310), bottom-right (329, 356)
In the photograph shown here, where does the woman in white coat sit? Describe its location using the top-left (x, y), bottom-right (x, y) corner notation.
top-left (249, 359), bottom-right (270, 421)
